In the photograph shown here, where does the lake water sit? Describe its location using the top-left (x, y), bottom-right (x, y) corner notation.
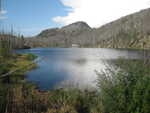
top-left (17, 48), bottom-right (148, 90)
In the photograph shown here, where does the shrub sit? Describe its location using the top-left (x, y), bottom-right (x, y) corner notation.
top-left (24, 53), bottom-right (37, 61)
top-left (97, 59), bottom-right (150, 113)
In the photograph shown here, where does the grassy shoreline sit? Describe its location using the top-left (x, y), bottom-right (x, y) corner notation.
top-left (0, 53), bottom-right (37, 76)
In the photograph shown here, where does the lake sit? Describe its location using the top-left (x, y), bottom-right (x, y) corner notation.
top-left (17, 48), bottom-right (148, 90)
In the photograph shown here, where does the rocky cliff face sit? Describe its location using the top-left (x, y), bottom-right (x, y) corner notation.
top-left (26, 8), bottom-right (150, 49)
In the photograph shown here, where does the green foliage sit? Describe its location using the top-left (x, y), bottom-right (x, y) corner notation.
top-left (97, 59), bottom-right (150, 113)
top-left (23, 53), bottom-right (37, 61)
top-left (47, 89), bottom-right (100, 113)
top-left (0, 63), bottom-right (13, 75)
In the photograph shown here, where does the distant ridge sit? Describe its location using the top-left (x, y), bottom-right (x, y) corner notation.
top-left (25, 8), bottom-right (150, 49)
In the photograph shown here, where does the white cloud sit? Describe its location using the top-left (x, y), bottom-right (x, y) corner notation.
top-left (53, 0), bottom-right (150, 28)
top-left (0, 10), bottom-right (7, 15)
top-left (0, 10), bottom-right (7, 20)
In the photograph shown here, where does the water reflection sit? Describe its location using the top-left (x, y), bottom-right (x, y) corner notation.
top-left (57, 59), bottom-right (106, 90)
top-left (16, 48), bottom-right (147, 90)
top-left (71, 58), bottom-right (87, 66)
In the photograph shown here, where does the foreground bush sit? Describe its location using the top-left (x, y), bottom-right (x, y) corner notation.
top-left (97, 59), bottom-right (150, 113)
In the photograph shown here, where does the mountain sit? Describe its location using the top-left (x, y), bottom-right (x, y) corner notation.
top-left (94, 8), bottom-right (150, 48)
top-left (61, 21), bottom-right (91, 32)
top-left (25, 8), bottom-right (150, 49)
top-left (25, 21), bottom-right (93, 47)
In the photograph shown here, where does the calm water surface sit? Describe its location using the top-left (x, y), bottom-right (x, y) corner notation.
top-left (17, 48), bottom-right (148, 90)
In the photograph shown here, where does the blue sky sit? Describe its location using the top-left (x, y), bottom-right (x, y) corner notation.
top-left (1, 0), bottom-right (68, 36)
top-left (0, 0), bottom-right (149, 36)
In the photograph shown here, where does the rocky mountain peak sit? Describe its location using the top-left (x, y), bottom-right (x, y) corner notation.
top-left (61, 21), bottom-right (91, 32)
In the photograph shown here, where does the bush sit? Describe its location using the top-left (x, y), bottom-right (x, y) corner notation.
top-left (97, 59), bottom-right (150, 113)
top-left (25, 53), bottom-right (37, 61)
top-left (47, 89), bottom-right (100, 113)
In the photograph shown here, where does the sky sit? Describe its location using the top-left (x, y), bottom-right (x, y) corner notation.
top-left (0, 0), bottom-right (150, 36)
